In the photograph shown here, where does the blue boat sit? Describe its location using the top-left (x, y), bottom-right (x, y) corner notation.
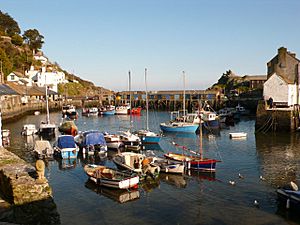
top-left (160, 122), bottom-right (199, 133)
top-left (54, 135), bottom-right (79, 159)
top-left (99, 105), bottom-right (116, 115)
top-left (75, 130), bottom-right (107, 155)
top-left (137, 130), bottom-right (162, 144)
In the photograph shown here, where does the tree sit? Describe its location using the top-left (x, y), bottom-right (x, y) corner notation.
top-left (11, 34), bottom-right (23, 46)
top-left (23, 29), bottom-right (44, 51)
top-left (0, 48), bottom-right (13, 78)
top-left (0, 11), bottom-right (21, 36)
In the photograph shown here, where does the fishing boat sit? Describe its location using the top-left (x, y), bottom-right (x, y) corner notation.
top-left (118, 130), bottom-right (141, 151)
top-left (39, 85), bottom-right (56, 136)
top-left (164, 112), bottom-right (220, 172)
top-left (88, 107), bottom-right (99, 116)
top-left (54, 135), bottom-right (79, 159)
top-left (99, 105), bottom-right (115, 115)
top-left (62, 104), bottom-right (78, 119)
top-left (130, 106), bottom-right (142, 115)
top-left (160, 72), bottom-right (199, 133)
top-left (152, 157), bottom-right (184, 174)
top-left (84, 164), bottom-right (140, 189)
top-left (75, 130), bottom-right (107, 155)
top-left (103, 132), bottom-right (124, 149)
top-left (21, 124), bottom-right (37, 136)
top-left (33, 140), bottom-right (54, 159)
top-left (115, 104), bottom-right (130, 115)
top-left (113, 152), bottom-right (160, 178)
top-left (136, 68), bottom-right (162, 144)
top-left (58, 120), bottom-right (78, 136)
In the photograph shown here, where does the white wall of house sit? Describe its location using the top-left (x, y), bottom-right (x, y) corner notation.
top-left (7, 72), bottom-right (20, 82)
top-left (263, 73), bottom-right (300, 106)
top-left (263, 73), bottom-right (289, 103)
top-left (34, 68), bottom-right (66, 92)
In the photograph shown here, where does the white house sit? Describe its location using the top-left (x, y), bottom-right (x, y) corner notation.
top-left (33, 54), bottom-right (48, 65)
top-left (7, 71), bottom-right (32, 86)
top-left (32, 67), bottom-right (66, 92)
top-left (263, 72), bottom-right (298, 106)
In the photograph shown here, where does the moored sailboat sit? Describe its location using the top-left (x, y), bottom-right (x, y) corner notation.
top-left (160, 71), bottom-right (199, 133)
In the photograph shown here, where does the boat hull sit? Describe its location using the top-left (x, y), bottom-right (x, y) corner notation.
top-left (84, 164), bottom-right (140, 189)
top-left (60, 148), bottom-right (79, 159)
top-left (141, 135), bottom-right (161, 144)
top-left (187, 159), bottom-right (219, 171)
top-left (160, 123), bottom-right (199, 133)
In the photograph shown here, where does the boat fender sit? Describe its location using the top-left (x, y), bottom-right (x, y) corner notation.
top-left (286, 198), bottom-right (290, 209)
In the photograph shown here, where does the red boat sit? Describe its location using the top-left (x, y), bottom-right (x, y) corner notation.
top-left (130, 107), bottom-right (142, 115)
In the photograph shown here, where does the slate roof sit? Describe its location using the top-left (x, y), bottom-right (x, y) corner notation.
top-left (0, 84), bottom-right (19, 96)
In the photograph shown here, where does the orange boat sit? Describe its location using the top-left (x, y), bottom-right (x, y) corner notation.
top-left (130, 107), bottom-right (142, 115)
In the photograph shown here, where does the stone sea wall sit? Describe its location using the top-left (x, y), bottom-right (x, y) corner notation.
top-left (0, 147), bottom-right (52, 205)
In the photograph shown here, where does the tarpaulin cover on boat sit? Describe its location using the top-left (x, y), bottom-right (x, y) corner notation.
top-left (83, 131), bottom-right (106, 146)
top-left (58, 135), bottom-right (76, 148)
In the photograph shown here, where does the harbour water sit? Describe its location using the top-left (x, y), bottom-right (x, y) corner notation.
top-left (2, 110), bottom-right (300, 225)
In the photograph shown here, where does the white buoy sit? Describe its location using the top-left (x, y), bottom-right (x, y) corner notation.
top-left (254, 200), bottom-right (259, 207)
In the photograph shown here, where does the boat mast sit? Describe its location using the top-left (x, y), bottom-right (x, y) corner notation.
top-left (199, 101), bottom-right (203, 160)
top-left (183, 71), bottom-right (186, 122)
top-left (129, 70), bottom-right (132, 131)
top-left (145, 68), bottom-right (149, 131)
top-left (45, 76), bottom-right (50, 124)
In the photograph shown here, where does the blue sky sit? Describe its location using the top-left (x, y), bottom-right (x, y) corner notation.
top-left (1, 0), bottom-right (300, 91)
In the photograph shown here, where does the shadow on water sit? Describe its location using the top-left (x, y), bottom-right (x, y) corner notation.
top-left (0, 197), bottom-right (61, 225)
top-left (255, 132), bottom-right (300, 223)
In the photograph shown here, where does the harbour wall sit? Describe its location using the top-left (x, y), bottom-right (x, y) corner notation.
top-left (1, 100), bottom-right (82, 122)
top-left (0, 147), bottom-right (51, 205)
top-left (255, 100), bottom-right (299, 132)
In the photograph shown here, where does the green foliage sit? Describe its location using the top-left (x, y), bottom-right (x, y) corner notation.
top-left (0, 10), bottom-right (21, 36)
top-left (0, 48), bottom-right (13, 77)
top-left (23, 29), bottom-right (44, 50)
top-left (11, 34), bottom-right (23, 46)
top-left (57, 83), bottom-right (85, 96)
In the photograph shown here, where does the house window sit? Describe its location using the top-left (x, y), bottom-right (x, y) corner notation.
top-left (11, 75), bottom-right (15, 80)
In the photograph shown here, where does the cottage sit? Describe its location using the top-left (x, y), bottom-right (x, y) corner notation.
top-left (263, 47), bottom-right (300, 107)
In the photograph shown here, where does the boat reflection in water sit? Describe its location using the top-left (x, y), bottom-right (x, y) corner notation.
top-left (56, 157), bottom-right (77, 170)
top-left (187, 170), bottom-right (217, 182)
top-left (159, 173), bottom-right (187, 188)
top-left (85, 180), bottom-right (140, 204)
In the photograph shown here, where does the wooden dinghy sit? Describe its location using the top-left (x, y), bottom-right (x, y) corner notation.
top-left (84, 164), bottom-right (139, 189)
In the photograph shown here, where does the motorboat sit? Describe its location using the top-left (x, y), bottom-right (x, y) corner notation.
top-left (75, 130), bottom-right (107, 155)
top-left (84, 164), bottom-right (140, 189)
top-left (103, 132), bottom-right (124, 149)
top-left (118, 130), bottom-right (141, 151)
top-left (62, 104), bottom-right (78, 119)
top-left (21, 124), bottom-right (37, 136)
top-left (33, 140), bottom-right (54, 159)
top-left (99, 105), bottom-right (115, 115)
top-left (113, 152), bottom-right (160, 178)
top-left (152, 156), bottom-right (185, 174)
top-left (115, 104), bottom-right (130, 115)
top-left (136, 130), bottom-right (161, 144)
top-left (54, 135), bottom-right (79, 159)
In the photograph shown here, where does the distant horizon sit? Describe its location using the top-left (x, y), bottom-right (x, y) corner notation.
top-left (1, 1), bottom-right (299, 91)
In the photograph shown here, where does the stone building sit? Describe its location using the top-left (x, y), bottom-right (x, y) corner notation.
top-left (263, 47), bottom-right (300, 106)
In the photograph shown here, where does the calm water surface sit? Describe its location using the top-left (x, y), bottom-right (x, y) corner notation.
top-left (2, 110), bottom-right (300, 225)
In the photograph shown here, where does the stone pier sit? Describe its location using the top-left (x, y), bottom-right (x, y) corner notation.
top-left (255, 100), bottom-right (300, 132)
top-left (0, 147), bottom-right (52, 205)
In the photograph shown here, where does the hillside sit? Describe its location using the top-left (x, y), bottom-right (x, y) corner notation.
top-left (0, 10), bottom-right (109, 97)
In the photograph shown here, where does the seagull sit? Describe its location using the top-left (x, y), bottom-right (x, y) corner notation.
top-left (260, 175), bottom-right (266, 181)
top-left (229, 180), bottom-right (236, 185)
top-left (238, 173), bottom-right (244, 179)
top-left (254, 200), bottom-right (259, 207)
